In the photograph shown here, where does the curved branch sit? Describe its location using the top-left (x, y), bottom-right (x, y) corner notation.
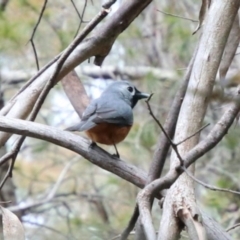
top-left (0, 117), bottom-right (147, 189)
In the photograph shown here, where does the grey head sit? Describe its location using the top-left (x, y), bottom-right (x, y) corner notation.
top-left (103, 81), bottom-right (149, 108)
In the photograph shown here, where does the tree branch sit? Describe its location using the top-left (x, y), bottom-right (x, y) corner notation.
top-left (28, 0), bottom-right (48, 70)
top-left (182, 166), bottom-right (240, 196)
top-left (0, 117), bottom-right (147, 189)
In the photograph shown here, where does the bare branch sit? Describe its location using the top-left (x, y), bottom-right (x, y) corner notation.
top-left (0, 116), bottom-right (147, 188)
top-left (157, 9), bottom-right (198, 23)
top-left (120, 206), bottom-right (139, 240)
top-left (176, 123), bottom-right (210, 146)
top-left (29, 4), bottom-right (111, 120)
top-left (148, 51), bottom-right (196, 182)
top-left (219, 14), bottom-right (240, 79)
top-left (184, 99), bottom-right (240, 168)
top-left (146, 95), bottom-right (184, 165)
top-left (0, 158), bottom-right (13, 190)
top-left (202, 213), bottom-right (232, 240)
top-left (28, 0), bottom-right (48, 70)
top-left (71, 0), bottom-right (89, 38)
top-left (193, 0), bottom-right (211, 34)
top-left (22, 220), bottom-right (72, 239)
top-left (226, 223), bottom-right (240, 232)
top-left (46, 157), bottom-right (79, 200)
top-left (183, 166), bottom-right (240, 195)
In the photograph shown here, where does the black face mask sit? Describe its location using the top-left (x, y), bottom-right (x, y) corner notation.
top-left (131, 88), bottom-right (149, 108)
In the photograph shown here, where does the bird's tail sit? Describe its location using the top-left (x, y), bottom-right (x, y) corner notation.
top-left (65, 120), bottom-right (96, 132)
top-left (64, 123), bottom-right (82, 132)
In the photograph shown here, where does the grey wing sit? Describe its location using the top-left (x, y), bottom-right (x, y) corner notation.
top-left (66, 99), bottom-right (133, 132)
top-left (94, 100), bottom-right (133, 126)
top-left (66, 100), bottom-right (98, 132)
top-left (81, 100), bottom-right (98, 120)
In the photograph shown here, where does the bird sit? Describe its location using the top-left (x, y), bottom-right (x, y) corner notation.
top-left (66, 81), bottom-right (149, 158)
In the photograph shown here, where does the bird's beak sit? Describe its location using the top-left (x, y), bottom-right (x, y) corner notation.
top-left (135, 89), bottom-right (150, 99)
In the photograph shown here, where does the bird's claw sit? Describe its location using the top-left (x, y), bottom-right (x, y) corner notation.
top-left (112, 153), bottom-right (120, 159)
top-left (89, 141), bottom-right (97, 149)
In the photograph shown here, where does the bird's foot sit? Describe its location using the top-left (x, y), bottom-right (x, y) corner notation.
top-left (112, 143), bottom-right (120, 159)
top-left (89, 141), bottom-right (97, 149)
top-left (112, 153), bottom-right (120, 159)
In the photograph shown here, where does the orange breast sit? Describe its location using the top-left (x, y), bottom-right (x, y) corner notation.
top-left (85, 123), bottom-right (132, 145)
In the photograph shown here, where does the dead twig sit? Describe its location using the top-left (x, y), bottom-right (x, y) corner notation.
top-left (119, 206), bottom-right (139, 240)
top-left (28, 0), bottom-right (48, 70)
top-left (157, 9), bottom-right (198, 23)
top-left (146, 95), bottom-right (209, 166)
top-left (71, 0), bottom-right (89, 38)
top-left (182, 166), bottom-right (240, 195)
top-left (176, 123), bottom-right (210, 146)
top-left (226, 223), bottom-right (240, 232)
top-left (146, 95), bottom-right (181, 166)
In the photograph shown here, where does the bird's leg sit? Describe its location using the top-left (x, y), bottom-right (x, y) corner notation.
top-left (112, 142), bottom-right (120, 159)
top-left (89, 141), bottom-right (97, 149)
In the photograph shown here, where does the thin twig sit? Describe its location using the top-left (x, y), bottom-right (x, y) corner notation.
top-left (46, 158), bottom-right (79, 200)
top-left (146, 96), bottom-right (209, 166)
top-left (226, 223), bottom-right (240, 232)
top-left (119, 206), bottom-right (139, 240)
top-left (6, 0), bottom-right (110, 102)
top-left (70, 0), bottom-right (86, 22)
top-left (146, 94), bottom-right (184, 165)
top-left (0, 158), bottom-right (13, 189)
top-left (71, 0), bottom-right (89, 38)
top-left (22, 220), bottom-right (73, 239)
top-left (28, 0), bottom-right (48, 70)
top-left (112, 231), bottom-right (136, 240)
top-left (8, 54), bottom-right (61, 104)
top-left (0, 135), bottom-right (23, 168)
top-left (0, 200), bottom-right (12, 204)
top-left (182, 166), bottom-right (240, 195)
top-left (176, 123), bottom-right (210, 146)
top-left (157, 9), bottom-right (198, 23)
top-left (146, 94), bottom-right (174, 145)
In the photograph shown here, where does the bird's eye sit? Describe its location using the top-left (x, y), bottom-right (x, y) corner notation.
top-left (127, 86), bottom-right (134, 92)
